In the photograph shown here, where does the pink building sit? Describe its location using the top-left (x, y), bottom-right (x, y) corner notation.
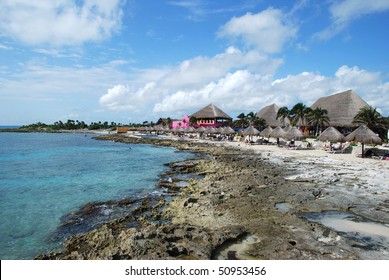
top-left (171, 115), bottom-right (190, 129)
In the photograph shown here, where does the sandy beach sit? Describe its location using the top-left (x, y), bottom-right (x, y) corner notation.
top-left (37, 135), bottom-right (389, 260)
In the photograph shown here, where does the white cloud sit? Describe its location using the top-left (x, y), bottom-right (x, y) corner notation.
top-left (150, 65), bottom-right (389, 118)
top-left (153, 70), bottom-right (264, 113)
top-left (335, 65), bottom-right (381, 86)
top-left (99, 46), bottom-right (284, 115)
top-left (0, 43), bottom-right (13, 50)
top-left (99, 83), bottom-right (156, 112)
top-left (331, 0), bottom-right (389, 24)
top-left (218, 8), bottom-right (298, 54)
top-left (315, 0), bottom-right (389, 40)
top-left (33, 48), bottom-right (81, 58)
top-left (0, 0), bottom-right (125, 46)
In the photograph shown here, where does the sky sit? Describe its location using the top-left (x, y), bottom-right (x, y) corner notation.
top-left (1, 0), bottom-right (389, 125)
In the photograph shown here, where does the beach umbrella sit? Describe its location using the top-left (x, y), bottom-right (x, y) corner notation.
top-left (269, 126), bottom-right (286, 144)
top-left (284, 125), bottom-right (292, 133)
top-left (205, 126), bottom-right (217, 134)
top-left (345, 125), bottom-right (382, 157)
top-left (174, 127), bottom-right (185, 134)
top-left (243, 126), bottom-right (260, 136)
top-left (196, 126), bottom-right (206, 133)
top-left (318, 127), bottom-right (345, 143)
top-left (185, 126), bottom-right (196, 133)
top-left (284, 127), bottom-right (304, 140)
top-left (269, 126), bottom-right (285, 138)
top-left (217, 126), bottom-right (225, 133)
top-left (222, 126), bottom-right (235, 135)
top-left (260, 126), bottom-right (273, 138)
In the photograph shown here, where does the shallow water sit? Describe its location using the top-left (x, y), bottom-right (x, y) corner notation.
top-left (275, 202), bottom-right (293, 213)
top-left (300, 211), bottom-right (389, 254)
top-left (0, 132), bottom-right (192, 259)
top-left (212, 234), bottom-right (260, 260)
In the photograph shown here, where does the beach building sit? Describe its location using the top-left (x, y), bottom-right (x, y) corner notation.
top-left (171, 115), bottom-right (190, 129)
top-left (190, 103), bottom-right (232, 128)
top-left (256, 103), bottom-right (290, 127)
top-left (310, 89), bottom-right (369, 127)
top-left (156, 118), bottom-right (170, 127)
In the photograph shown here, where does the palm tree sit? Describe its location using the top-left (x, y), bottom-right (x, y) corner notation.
top-left (353, 106), bottom-right (384, 128)
top-left (166, 117), bottom-right (172, 129)
top-left (246, 112), bottom-right (256, 125)
top-left (353, 106), bottom-right (387, 139)
top-left (276, 106), bottom-right (290, 126)
top-left (236, 113), bottom-right (247, 129)
top-left (253, 117), bottom-right (267, 128)
top-left (290, 103), bottom-right (311, 127)
top-left (189, 116), bottom-right (197, 127)
top-left (307, 107), bottom-right (330, 136)
top-left (246, 111), bottom-right (266, 128)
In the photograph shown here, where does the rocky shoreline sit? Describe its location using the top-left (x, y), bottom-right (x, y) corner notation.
top-left (36, 135), bottom-right (389, 260)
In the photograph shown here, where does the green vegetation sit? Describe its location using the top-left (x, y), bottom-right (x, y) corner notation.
top-left (352, 106), bottom-right (389, 141)
top-left (13, 119), bottom-right (142, 132)
top-left (307, 107), bottom-right (330, 136)
top-left (234, 112), bottom-right (266, 129)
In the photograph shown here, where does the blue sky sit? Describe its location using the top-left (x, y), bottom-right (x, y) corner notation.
top-left (1, 0), bottom-right (389, 125)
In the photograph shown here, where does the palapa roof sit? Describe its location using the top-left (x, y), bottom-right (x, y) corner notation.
top-left (284, 127), bottom-right (304, 140)
top-left (310, 90), bottom-right (369, 127)
top-left (345, 125), bottom-right (382, 144)
top-left (256, 103), bottom-right (290, 127)
top-left (270, 126), bottom-right (286, 138)
top-left (222, 126), bottom-right (235, 134)
top-left (260, 125), bottom-right (273, 137)
top-left (243, 125), bottom-right (260, 135)
top-left (190, 103), bottom-right (232, 120)
top-left (317, 126), bottom-right (345, 142)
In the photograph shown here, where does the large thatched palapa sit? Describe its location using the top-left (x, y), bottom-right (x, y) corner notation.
top-left (310, 89), bottom-right (369, 127)
top-left (256, 103), bottom-right (290, 127)
top-left (190, 103), bottom-right (232, 127)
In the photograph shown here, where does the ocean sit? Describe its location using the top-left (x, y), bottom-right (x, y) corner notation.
top-left (0, 132), bottom-right (192, 259)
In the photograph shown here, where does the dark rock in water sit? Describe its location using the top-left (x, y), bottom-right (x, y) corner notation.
top-left (183, 197), bottom-right (198, 207)
top-left (227, 250), bottom-right (238, 260)
top-left (48, 196), bottom-right (161, 242)
top-left (312, 189), bottom-right (322, 199)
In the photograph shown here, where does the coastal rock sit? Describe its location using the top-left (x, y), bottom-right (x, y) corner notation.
top-left (37, 135), bottom-right (389, 260)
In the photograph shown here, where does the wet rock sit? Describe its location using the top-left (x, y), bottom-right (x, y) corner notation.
top-left (38, 135), bottom-right (387, 260)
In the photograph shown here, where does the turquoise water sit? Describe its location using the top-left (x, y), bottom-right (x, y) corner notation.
top-left (0, 133), bottom-right (192, 259)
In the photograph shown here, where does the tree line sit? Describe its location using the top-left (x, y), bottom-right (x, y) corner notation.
top-left (19, 120), bottom-right (131, 131)
top-left (235, 103), bottom-right (389, 140)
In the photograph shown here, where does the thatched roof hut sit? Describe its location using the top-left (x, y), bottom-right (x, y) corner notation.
top-left (345, 125), bottom-right (382, 144)
top-left (260, 126), bottom-right (273, 137)
top-left (345, 125), bottom-right (382, 157)
top-left (243, 126), bottom-right (260, 136)
top-left (270, 126), bottom-right (286, 138)
top-left (285, 127), bottom-right (304, 140)
top-left (222, 126), bottom-right (235, 135)
top-left (190, 103), bottom-right (232, 128)
top-left (190, 103), bottom-right (231, 119)
top-left (310, 90), bottom-right (369, 127)
top-left (256, 103), bottom-right (290, 127)
top-left (317, 126), bottom-right (345, 142)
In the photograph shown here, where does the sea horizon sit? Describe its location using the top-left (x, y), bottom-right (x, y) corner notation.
top-left (0, 125), bottom-right (21, 129)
